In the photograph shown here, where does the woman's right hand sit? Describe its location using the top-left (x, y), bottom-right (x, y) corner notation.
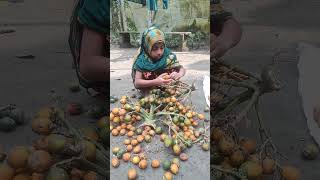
top-left (155, 73), bottom-right (172, 85)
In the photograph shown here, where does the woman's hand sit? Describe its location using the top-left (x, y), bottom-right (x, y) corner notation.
top-left (134, 71), bottom-right (172, 88)
top-left (155, 73), bottom-right (172, 85)
top-left (211, 34), bottom-right (231, 58)
top-left (211, 18), bottom-right (242, 59)
top-left (170, 71), bottom-right (182, 80)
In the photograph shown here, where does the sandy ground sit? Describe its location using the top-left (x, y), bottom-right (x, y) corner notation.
top-left (0, 1), bottom-right (75, 148)
top-left (0, 0), bottom-right (319, 179)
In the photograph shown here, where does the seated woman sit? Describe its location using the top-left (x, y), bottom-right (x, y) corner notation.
top-left (132, 26), bottom-right (186, 94)
top-left (69, 0), bottom-right (109, 96)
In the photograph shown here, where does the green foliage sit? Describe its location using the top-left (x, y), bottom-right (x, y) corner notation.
top-left (126, 16), bottom-right (140, 47)
top-left (178, 0), bottom-right (210, 21)
top-left (187, 31), bottom-right (209, 49)
top-left (111, 1), bottom-right (121, 37)
top-left (172, 19), bottom-right (210, 50)
top-left (165, 34), bottom-right (182, 49)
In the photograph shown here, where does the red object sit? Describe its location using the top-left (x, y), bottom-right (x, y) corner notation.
top-left (67, 103), bottom-right (82, 115)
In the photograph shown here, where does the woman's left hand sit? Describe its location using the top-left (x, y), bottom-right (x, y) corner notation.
top-left (211, 33), bottom-right (232, 58)
top-left (170, 72), bottom-right (182, 80)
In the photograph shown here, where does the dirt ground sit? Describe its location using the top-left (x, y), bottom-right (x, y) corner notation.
top-left (0, 0), bottom-right (320, 179)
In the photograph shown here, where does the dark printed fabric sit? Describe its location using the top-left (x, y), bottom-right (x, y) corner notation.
top-left (211, 0), bottom-right (233, 34)
top-left (141, 68), bottom-right (178, 80)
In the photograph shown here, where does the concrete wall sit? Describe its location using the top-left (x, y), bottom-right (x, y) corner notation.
top-left (121, 0), bottom-right (210, 33)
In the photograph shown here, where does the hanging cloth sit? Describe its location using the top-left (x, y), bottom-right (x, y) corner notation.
top-left (146, 0), bottom-right (169, 11)
top-left (162, 0), bottom-right (168, 9)
top-left (147, 0), bottom-right (158, 11)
